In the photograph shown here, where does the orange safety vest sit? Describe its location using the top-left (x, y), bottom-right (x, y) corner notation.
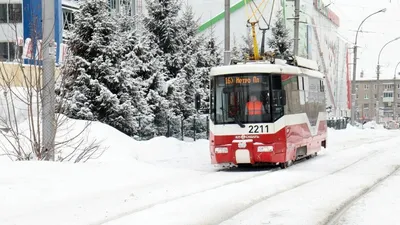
top-left (246, 101), bottom-right (263, 115)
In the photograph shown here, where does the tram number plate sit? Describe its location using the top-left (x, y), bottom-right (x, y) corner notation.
top-left (248, 125), bottom-right (269, 133)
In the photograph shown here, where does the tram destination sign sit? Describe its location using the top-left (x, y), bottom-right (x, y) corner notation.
top-left (224, 75), bottom-right (261, 85)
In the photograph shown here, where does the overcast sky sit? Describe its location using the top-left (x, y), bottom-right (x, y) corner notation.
top-left (328, 0), bottom-right (400, 79)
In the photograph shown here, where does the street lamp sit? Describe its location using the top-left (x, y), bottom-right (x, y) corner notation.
top-left (376, 36), bottom-right (400, 123)
top-left (351, 8), bottom-right (386, 125)
top-left (393, 61), bottom-right (400, 120)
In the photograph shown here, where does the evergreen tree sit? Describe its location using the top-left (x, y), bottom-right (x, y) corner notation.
top-left (170, 5), bottom-right (222, 138)
top-left (168, 4), bottom-right (221, 119)
top-left (143, 0), bottom-right (183, 79)
top-left (267, 10), bottom-right (293, 58)
top-left (241, 29), bottom-right (254, 57)
top-left (56, 0), bottom-right (137, 136)
top-left (165, 4), bottom-right (201, 138)
top-left (231, 34), bottom-right (241, 61)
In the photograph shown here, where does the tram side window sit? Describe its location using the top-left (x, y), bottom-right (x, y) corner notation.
top-left (320, 80), bottom-right (325, 92)
top-left (210, 79), bottom-right (215, 121)
top-left (297, 76), bottom-right (305, 90)
top-left (271, 75), bottom-right (285, 121)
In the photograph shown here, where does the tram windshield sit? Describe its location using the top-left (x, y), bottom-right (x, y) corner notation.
top-left (210, 73), bottom-right (285, 126)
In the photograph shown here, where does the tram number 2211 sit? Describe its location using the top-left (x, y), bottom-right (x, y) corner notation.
top-left (248, 125), bottom-right (269, 133)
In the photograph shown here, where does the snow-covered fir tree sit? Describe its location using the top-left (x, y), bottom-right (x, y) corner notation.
top-left (170, 4), bottom-right (221, 137)
top-left (118, 20), bottom-right (172, 138)
top-left (231, 34), bottom-right (242, 61)
top-left (143, 0), bottom-right (183, 80)
top-left (56, 0), bottom-right (138, 136)
top-left (240, 30), bottom-right (254, 58)
top-left (57, 0), bottom-right (224, 139)
top-left (267, 10), bottom-right (293, 58)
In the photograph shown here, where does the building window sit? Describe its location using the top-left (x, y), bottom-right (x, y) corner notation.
top-left (384, 84), bottom-right (394, 90)
top-left (0, 42), bottom-right (16, 61)
top-left (109, 0), bottom-right (116, 9)
top-left (356, 84), bottom-right (359, 90)
top-left (63, 10), bottom-right (76, 31)
top-left (0, 4), bottom-right (7, 23)
top-left (364, 94), bottom-right (368, 99)
top-left (364, 84), bottom-right (369, 90)
top-left (374, 94), bottom-right (377, 99)
top-left (384, 92), bottom-right (393, 98)
top-left (356, 94), bottom-right (358, 99)
top-left (398, 84), bottom-right (400, 89)
top-left (374, 84), bottom-right (377, 89)
top-left (8, 4), bottom-right (22, 23)
top-left (0, 3), bottom-right (22, 24)
top-left (0, 42), bottom-right (8, 60)
top-left (363, 103), bottom-right (369, 109)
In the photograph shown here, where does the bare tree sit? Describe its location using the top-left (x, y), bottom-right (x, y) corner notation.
top-left (0, 10), bottom-right (105, 162)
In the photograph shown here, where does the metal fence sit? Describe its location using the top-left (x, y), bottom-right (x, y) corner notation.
top-left (327, 117), bottom-right (348, 130)
top-left (135, 115), bottom-right (210, 141)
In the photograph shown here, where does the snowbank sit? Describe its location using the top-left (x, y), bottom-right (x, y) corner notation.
top-left (0, 115), bottom-right (400, 225)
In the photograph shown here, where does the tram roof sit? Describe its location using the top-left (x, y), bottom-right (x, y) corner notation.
top-left (210, 62), bottom-right (325, 79)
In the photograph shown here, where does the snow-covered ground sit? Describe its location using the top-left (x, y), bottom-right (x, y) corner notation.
top-left (1, 119), bottom-right (400, 225)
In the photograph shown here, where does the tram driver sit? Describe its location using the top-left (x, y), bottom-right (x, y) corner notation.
top-left (245, 95), bottom-right (265, 116)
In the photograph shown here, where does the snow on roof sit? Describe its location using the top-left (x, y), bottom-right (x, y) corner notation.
top-left (356, 75), bottom-right (400, 82)
top-left (210, 62), bottom-right (325, 79)
top-left (62, 0), bottom-right (81, 10)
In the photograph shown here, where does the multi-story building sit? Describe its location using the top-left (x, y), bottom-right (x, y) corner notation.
top-left (0, 0), bottom-right (80, 63)
top-left (354, 77), bottom-right (400, 122)
top-left (193, 0), bottom-right (351, 118)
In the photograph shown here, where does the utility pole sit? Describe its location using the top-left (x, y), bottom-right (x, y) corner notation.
top-left (376, 64), bottom-right (380, 123)
top-left (351, 45), bottom-right (358, 124)
top-left (376, 36), bottom-right (400, 123)
top-left (350, 8), bottom-right (386, 125)
top-left (42, 0), bottom-right (56, 160)
top-left (131, 0), bottom-right (135, 16)
top-left (393, 62), bottom-right (400, 121)
top-left (224, 0), bottom-right (231, 65)
top-left (293, 0), bottom-right (300, 56)
top-left (394, 74), bottom-right (397, 121)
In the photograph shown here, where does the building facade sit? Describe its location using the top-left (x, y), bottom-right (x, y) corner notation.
top-left (354, 77), bottom-right (400, 122)
top-left (0, 0), bottom-right (80, 64)
top-left (0, 0), bottom-right (352, 118)
top-left (193, 0), bottom-right (351, 118)
top-left (0, 0), bottom-right (23, 61)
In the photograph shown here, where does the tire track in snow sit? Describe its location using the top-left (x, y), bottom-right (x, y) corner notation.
top-left (323, 165), bottom-right (400, 225)
top-left (90, 135), bottom-right (396, 225)
top-left (214, 148), bottom-right (387, 225)
top-left (89, 167), bottom-right (281, 225)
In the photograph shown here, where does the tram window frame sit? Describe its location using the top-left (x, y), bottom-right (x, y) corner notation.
top-left (271, 74), bottom-right (285, 122)
top-left (213, 74), bottom-right (273, 125)
top-left (210, 79), bottom-right (215, 122)
top-left (320, 80), bottom-right (324, 92)
top-left (297, 76), bottom-right (305, 90)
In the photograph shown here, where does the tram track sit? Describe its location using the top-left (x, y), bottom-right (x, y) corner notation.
top-left (89, 167), bottom-right (280, 225)
top-left (214, 148), bottom-right (388, 225)
top-left (322, 165), bottom-right (400, 225)
top-left (91, 135), bottom-right (397, 225)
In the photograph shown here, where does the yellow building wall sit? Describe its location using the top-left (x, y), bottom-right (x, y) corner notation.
top-left (0, 62), bottom-right (61, 87)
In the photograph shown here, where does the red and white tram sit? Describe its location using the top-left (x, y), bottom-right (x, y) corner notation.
top-left (208, 56), bottom-right (327, 169)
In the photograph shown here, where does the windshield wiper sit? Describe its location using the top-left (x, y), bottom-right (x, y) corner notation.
top-left (234, 114), bottom-right (245, 128)
top-left (220, 107), bottom-right (245, 128)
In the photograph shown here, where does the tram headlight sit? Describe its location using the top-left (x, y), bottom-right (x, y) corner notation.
top-left (257, 146), bottom-right (273, 152)
top-left (215, 147), bottom-right (228, 154)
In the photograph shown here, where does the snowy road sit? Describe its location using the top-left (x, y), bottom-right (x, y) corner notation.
top-left (1, 125), bottom-right (400, 225)
top-left (99, 130), bottom-right (400, 225)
